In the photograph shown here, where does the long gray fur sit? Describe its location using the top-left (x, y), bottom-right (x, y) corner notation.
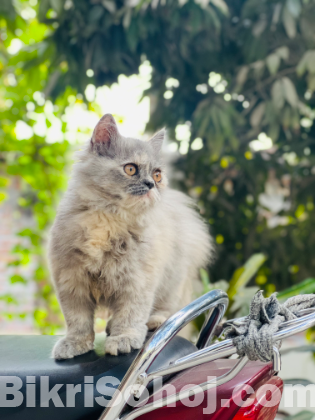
top-left (49, 114), bottom-right (213, 359)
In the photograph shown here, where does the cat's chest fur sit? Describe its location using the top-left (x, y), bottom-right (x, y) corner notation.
top-left (75, 209), bottom-right (150, 302)
top-left (77, 209), bottom-right (146, 276)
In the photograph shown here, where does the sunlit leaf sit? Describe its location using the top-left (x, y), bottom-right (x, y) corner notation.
top-left (282, 5), bottom-right (297, 38)
top-left (278, 278), bottom-right (315, 301)
top-left (283, 77), bottom-right (299, 107)
top-left (227, 254), bottom-right (267, 299)
top-left (10, 274), bottom-right (27, 284)
top-left (266, 53), bottom-right (280, 75)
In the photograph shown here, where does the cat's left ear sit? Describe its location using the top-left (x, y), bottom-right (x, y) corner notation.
top-left (149, 128), bottom-right (165, 154)
top-left (91, 114), bottom-right (118, 148)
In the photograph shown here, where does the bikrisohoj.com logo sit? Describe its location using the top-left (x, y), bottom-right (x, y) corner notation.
top-left (0, 375), bottom-right (314, 411)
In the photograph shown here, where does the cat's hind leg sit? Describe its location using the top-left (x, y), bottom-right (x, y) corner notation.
top-left (148, 273), bottom-right (195, 337)
top-left (147, 312), bottom-right (168, 331)
top-left (105, 272), bottom-right (155, 355)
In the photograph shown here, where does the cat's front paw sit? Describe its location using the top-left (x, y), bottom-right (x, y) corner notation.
top-left (105, 333), bottom-right (145, 356)
top-left (147, 314), bottom-right (167, 331)
top-left (52, 337), bottom-right (94, 360)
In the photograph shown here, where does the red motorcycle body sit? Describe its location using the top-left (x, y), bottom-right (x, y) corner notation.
top-left (136, 359), bottom-right (282, 420)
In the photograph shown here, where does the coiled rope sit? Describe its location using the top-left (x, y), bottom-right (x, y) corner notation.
top-left (224, 291), bottom-right (315, 362)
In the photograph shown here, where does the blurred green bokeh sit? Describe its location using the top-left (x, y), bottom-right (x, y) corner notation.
top-left (0, 0), bottom-right (315, 333)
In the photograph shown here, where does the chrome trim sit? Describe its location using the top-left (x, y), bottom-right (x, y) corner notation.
top-left (120, 356), bottom-right (249, 420)
top-left (272, 346), bottom-right (281, 373)
top-left (98, 289), bottom-right (228, 420)
top-left (98, 291), bottom-right (315, 420)
top-left (196, 300), bottom-right (227, 348)
top-left (274, 312), bottom-right (315, 340)
top-left (143, 339), bottom-right (236, 382)
top-left (279, 311), bottom-right (315, 329)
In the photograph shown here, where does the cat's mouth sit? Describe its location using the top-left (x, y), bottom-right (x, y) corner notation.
top-left (129, 188), bottom-right (151, 197)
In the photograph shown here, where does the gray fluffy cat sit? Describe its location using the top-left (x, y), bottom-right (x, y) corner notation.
top-left (49, 114), bottom-right (213, 359)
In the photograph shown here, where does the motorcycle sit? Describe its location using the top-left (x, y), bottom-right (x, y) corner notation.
top-left (0, 289), bottom-right (313, 420)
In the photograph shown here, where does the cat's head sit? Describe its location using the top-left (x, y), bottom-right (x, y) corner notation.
top-left (75, 114), bottom-right (168, 213)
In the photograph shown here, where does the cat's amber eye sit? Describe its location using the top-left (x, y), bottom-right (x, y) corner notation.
top-left (124, 164), bottom-right (138, 176)
top-left (153, 170), bottom-right (162, 183)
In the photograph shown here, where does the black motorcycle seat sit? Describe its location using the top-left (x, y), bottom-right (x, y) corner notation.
top-left (0, 334), bottom-right (197, 420)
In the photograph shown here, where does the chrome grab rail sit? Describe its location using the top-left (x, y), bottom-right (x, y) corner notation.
top-left (121, 355), bottom-right (250, 420)
top-left (98, 290), bottom-right (315, 420)
top-left (98, 289), bottom-right (228, 420)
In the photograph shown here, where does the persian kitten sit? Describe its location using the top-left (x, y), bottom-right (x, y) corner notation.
top-left (49, 114), bottom-right (213, 359)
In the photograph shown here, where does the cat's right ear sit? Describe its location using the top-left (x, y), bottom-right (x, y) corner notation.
top-left (149, 128), bottom-right (165, 154)
top-left (91, 114), bottom-right (118, 150)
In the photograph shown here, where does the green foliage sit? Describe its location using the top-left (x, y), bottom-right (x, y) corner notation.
top-left (227, 253), bottom-right (266, 300)
top-left (1, 0), bottom-right (315, 332)
top-left (201, 253), bottom-right (266, 318)
top-left (0, 0), bottom-right (70, 332)
top-left (27, 0), bottom-right (315, 291)
top-left (285, 411), bottom-right (315, 420)
top-left (278, 277), bottom-right (315, 301)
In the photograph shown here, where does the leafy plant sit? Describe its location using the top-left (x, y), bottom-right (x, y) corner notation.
top-left (282, 411), bottom-right (315, 420)
top-left (0, 1), bottom-right (71, 332)
top-left (278, 278), bottom-right (315, 301)
top-left (201, 253), bottom-right (266, 318)
top-left (1, 0), bottom-right (315, 332)
top-left (28, 0), bottom-right (315, 291)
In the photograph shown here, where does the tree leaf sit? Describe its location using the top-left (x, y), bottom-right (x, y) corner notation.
top-left (0, 177), bottom-right (9, 187)
top-left (102, 0), bottom-right (116, 14)
top-left (297, 50), bottom-right (315, 76)
top-left (210, 0), bottom-right (229, 16)
top-left (88, 5), bottom-right (104, 23)
top-left (282, 347), bottom-right (315, 356)
top-left (0, 294), bottom-right (18, 304)
top-left (296, 51), bottom-right (309, 76)
top-left (251, 60), bottom-right (265, 76)
top-left (250, 102), bottom-right (265, 127)
top-left (282, 6), bottom-right (297, 38)
top-left (266, 53), bottom-right (281, 75)
top-left (283, 76), bottom-right (298, 107)
top-left (277, 278), bottom-right (315, 301)
top-left (306, 50), bottom-right (315, 74)
top-left (38, 0), bottom-right (50, 21)
top-left (10, 274), bottom-right (27, 284)
top-left (275, 45), bottom-right (290, 60)
top-left (230, 286), bottom-right (259, 317)
top-left (268, 122), bottom-right (280, 141)
top-left (271, 79), bottom-right (285, 109)
top-left (123, 8), bottom-right (132, 28)
top-left (0, 0), bottom-right (16, 21)
top-left (227, 253), bottom-right (267, 299)
top-left (272, 3), bottom-right (282, 25)
top-left (200, 268), bottom-right (210, 290)
top-left (252, 16), bottom-right (267, 37)
top-left (307, 74), bottom-right (315, 91)
top-left (286, 0), bottom-right (301, 18)
top-left (0, 191), bottom-right (7, 203)
top-left (285, 411), bottom-right (315, 420)
top-left (50, 0), bottom-right (63, 15)
top-left (282, 105), bottom-right (292, 128)
top-left (236, 66), bottom-right (249, 87)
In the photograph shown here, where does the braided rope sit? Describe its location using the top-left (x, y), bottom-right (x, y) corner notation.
top-left (224, 291), bottom-right (315, 362)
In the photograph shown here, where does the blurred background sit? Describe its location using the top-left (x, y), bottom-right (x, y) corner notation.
top-left (2, 2), bottom-right (315, 415)
top-left (0, 0), bottom-right (315, 343)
